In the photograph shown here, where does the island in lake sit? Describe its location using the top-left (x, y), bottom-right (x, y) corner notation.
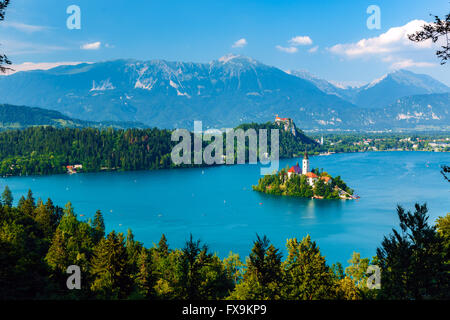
top-left (253, 151), bottom-right (357, 200)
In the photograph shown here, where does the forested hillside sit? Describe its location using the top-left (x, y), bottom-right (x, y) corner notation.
top-left (0, 122), bottom-right (319, 176)
top-left (0, 104), bottom-right (147, 131)
top-left (0, 127), bottom-right (175, 175)
top-left (235, 122), bottom-right (319, 158)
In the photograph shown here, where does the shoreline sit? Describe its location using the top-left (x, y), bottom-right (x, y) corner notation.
top-left (1, 149), bottom-right (448, 179)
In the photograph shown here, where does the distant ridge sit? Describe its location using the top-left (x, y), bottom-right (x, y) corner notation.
top-left (288, 69), bottom-right (450, 108)
top-left (352, 70), bottom-right (450, 108)
top-left (0, 104), bottom-right (148, 130)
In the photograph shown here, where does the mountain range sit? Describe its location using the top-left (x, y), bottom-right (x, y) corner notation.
top-left (289, 69), bottom-right (450, 109)
top-left (0, 54), bottom-right (448, 131)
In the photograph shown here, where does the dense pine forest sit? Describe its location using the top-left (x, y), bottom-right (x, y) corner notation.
top-left (0, 126), bottom-right (176, 176)
top-left (0, 123), bottom-right (319, 177)
top-left (0, 186), bottom-right (448, 300)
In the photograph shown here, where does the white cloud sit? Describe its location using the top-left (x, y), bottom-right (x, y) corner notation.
top-left (1, 61), bottom-right (87, 75)
top-left (308, 46), bottom-right (319, 53)
top-left (276, 45), bottom-right (298, 53)
top-left (329, 20), bottom-right (434, 58)
top-left (81, 41), bottom-right (102, 50)
top-left (232, 38), bottom-right (247, 48)
top-left (1, 21), bottom-right (49, 33)
top-left (328, 20), bottom-right (443, 71)
top-left (389, 59), bottom-right (436, 70)
top-left (289, 36), bottom-right (313, 46)
top-left (276, 35), bottom-right (312, 54)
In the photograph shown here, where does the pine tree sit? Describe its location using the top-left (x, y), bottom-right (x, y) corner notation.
top-left (230, 235), bottom-right (282, 299)
top-left (157, 234), bottom-right (169, 255)
top-left (262, 244), bottom-right (283, 298)
top-left (64, 201), bottom-right (75, 216)
top-left (1, 185), bottom-right (13, 207)
top-left (22, 189), bottom-right (36, 216)
top-left (179, 234), bottom-right (208, 299)
top-left (135, 247), bottom-right (155, 298)
top-left (34, 201), bottom-right (53, 239)
top-left (58, 202), bottom-right (79, 237)
top-left (45, 229), bottom-right (68, 273)
top-left (248, 235), bottom-right (282, 288)
top-left (125, 229), bottom-right (142, 278)
top-left (376, 204), bottom-right (449, 299)
top-left (17, 195), bottom-right (25, 210)
top-left (281, 235), bottom-right (336, 299)
top-left (92, 210), bottom-right (105, 243)
top-left (90, 231), bottom-right (132, 299)
top-left (45, 198), bottom-right (62, 228)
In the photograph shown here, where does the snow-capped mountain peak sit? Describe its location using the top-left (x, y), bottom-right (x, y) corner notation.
top-left (216, 54), bottom-right (258, 65)
top-left (365, 73), bottom-right (388, 89)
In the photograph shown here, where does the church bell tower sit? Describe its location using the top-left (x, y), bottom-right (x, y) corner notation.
top-left (302, 150), bottom-right (309, 174)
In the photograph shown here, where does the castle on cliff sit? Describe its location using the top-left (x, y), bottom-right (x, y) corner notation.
top-left (274, 115), bottom-right (296, 136)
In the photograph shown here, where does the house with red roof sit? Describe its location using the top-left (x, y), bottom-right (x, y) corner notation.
top-left (305, 171), bottom-right (319, 186)
top-left (320, 176), bottom-right (332, 184)
top-left (66, 164), bottom-right (82, 174)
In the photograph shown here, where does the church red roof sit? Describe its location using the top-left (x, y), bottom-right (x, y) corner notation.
top-left (288, 163), bottom-right (302, 174)
top-left (305, 172), bottom-right (318, 179)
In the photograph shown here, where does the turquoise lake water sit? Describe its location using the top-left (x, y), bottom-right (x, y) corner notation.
top-left (1, 151), bottom-right (449, 265)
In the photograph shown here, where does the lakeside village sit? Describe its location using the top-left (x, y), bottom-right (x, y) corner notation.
top-left (320, 135), bottom-right (450, 153)
top-left (65, 164), bottom-right (83, 174)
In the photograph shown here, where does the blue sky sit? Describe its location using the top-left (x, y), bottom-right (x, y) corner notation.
top-left (1, 0), bottom-right (449, 85)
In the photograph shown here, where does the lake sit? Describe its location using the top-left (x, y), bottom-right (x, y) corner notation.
top-left (1, 151), bottom-right (449, 265)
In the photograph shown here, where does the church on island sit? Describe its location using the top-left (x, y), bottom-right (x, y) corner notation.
top-left (287, 151), bottom-right (331, 187)
top-left (253, 117), bottom-right (356, 200)
top-left (252, 130), bottom-right (355, 199)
